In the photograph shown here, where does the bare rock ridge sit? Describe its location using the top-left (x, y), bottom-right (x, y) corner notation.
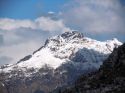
top-left (0, 31), bottom-right (122, 93)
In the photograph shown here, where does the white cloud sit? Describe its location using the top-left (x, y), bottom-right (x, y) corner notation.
top-left (62, 0), bottom-right (125, 34)
top-left (0, 18), bottom-right (36, 31)
top-left (48, 11), bottom-right (55, 14)
top-left (0, 41), bottom-right (42, 64)
top-left (0, 16), bottom-right (71, 65)
top-left (0, 17), bottom-right (71, 32)
top-left (35, 17), bottom-right (70, 32)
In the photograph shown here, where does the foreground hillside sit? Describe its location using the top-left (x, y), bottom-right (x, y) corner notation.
top-left (62, 43), bottom-right (125, 93)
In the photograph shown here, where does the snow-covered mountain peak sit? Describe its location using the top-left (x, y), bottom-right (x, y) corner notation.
top-left (44, 31), bottom-right (84, 47)
top-left (60, 31), bottom-right (84, 39)
top-left (44, 32), bottom-right (122, 53)
top-left (109, 38), bottom-right (122, 45)
top-left (0, 31), bottom-right (122, 75)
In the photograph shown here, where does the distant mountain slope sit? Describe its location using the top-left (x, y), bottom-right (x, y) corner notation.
top-left (0, 31), bottom-right (122, 93)
top-left (62, 43), bottom-right (125, 93)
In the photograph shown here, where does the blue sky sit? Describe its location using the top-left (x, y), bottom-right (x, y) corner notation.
top-left (0, 0), bottom-right (71, 19)
top-left (0, 0), bottom-right (124, 40)
top-left (0, 0), bottom-right (125, 65)
top-left (0, 0), bottom-right (125, 19)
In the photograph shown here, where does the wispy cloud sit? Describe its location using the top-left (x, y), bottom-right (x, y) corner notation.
top-left (0, 17), bottom-right (70, 32)
top-left (62, 0), bottom-right (125, 35)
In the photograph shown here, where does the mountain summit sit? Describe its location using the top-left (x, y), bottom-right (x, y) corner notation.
top-left (0, 31), bottom-right (122, 93)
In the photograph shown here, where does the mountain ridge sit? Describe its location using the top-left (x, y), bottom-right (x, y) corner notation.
top-left (0, 31), bottom-right (122, 93)
top-left (0, 31), bottom-right (122, 71)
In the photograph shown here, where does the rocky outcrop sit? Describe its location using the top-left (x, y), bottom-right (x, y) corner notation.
top-left (0, 82), bottom-right (8, 93)
top-left (61, 43), bottom-right (125, 93)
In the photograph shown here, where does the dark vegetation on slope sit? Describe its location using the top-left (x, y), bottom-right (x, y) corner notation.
top-left (60, 43), bottom-right (125, 93)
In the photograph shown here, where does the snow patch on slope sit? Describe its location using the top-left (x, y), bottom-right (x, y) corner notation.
top-left (18, 48), bottom-right (66, 69)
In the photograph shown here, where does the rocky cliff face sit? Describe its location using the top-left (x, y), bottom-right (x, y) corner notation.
top-left (0, 31), bottom-right (122, 93)
top-left (0, 82), bottom-right (8, 93)
top-left (62, 43), bottom-right (125, 93)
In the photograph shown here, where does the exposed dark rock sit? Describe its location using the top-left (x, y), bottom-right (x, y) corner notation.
top-left (33, 46), bottom-right (44, 54)
top-left (61, 43), bottom-right (125, 93)
top-left (61, 31), bottom-right (84, 39)
top-left (0, 82), bottom-right (8, 93)
top-left (17, 55), bottom-right (32, 63)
